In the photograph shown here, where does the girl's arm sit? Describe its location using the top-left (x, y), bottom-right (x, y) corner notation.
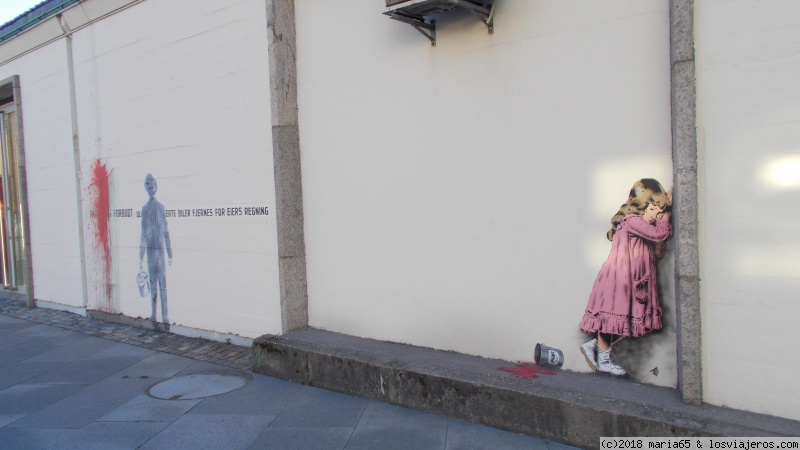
top-left (625, 215), bottom-right (672, 242)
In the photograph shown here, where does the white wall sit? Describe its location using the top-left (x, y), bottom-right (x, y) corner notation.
top-left (296, 0), bottom-right (675, 383)
top-left (0, 42), bottom-right (84, 306)
top-left (696, 0), bottom-right (800, 420)
top-left (0, 0), bottom-right (283, 339)
top-left (69, 0), bottom-right (282, 338)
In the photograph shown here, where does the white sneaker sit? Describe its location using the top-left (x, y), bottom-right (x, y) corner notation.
top-left (580, 339), bottom-right (598, 371)
top-left (597, 349), bottom-right (627, 376)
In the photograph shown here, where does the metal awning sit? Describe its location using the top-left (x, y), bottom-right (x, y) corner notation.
top-left (384, 0), bottom-right (496, 46)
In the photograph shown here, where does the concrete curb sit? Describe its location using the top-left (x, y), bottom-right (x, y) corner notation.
top-left (253, 328), bottom-right (800, 449)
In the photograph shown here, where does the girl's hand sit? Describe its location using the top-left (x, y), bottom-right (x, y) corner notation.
top-left (662, 211), bottom-right (671, 222)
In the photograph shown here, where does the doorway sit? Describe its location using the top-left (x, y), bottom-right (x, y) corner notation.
top-left (0, 105), bottom-right (25, 291)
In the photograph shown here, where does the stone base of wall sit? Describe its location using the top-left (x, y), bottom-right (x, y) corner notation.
top-left (253, 328), bottom-right (799, 449)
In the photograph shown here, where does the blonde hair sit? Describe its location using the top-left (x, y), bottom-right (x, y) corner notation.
top-left (607, 178), bottom-right (671, 241)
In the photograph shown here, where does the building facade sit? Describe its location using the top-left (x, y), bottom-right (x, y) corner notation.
top-left (0, 0), bottom-right (797, 422)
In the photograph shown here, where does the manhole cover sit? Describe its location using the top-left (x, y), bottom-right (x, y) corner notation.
top-left (148, 372), bottom-right (250, 400)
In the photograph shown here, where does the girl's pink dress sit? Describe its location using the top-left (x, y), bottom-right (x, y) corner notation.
top-left (579, 214), bottom-right (672, 338)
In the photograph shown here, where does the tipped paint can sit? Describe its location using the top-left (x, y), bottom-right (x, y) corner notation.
top-left (534, 343), bottom-right (564, 368)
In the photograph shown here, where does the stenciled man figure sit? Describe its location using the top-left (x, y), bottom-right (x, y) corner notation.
top-left (139, 173), bottom-right (173, 332)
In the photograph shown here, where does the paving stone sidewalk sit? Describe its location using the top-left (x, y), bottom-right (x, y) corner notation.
top-left (0, 298), bottom-right (251, 370)
top-left (0, 298), bottom-right (579, 449)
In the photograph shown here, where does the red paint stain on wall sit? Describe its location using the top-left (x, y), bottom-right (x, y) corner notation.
top-left (87, 159), bottom-right (113, 306)
top-left (499, 365), bottom-right (557, 379)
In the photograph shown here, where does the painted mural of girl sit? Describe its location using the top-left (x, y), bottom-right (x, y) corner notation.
top-left (578, 178), bottom-right (672, 376)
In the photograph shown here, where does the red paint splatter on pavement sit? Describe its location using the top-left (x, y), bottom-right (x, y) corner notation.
top-left (499, 365), bottom-right (557, 379)
top-left (87, 159), bottom-right (113, 306)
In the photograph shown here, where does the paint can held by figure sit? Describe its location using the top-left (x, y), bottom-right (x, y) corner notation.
top-left (137, 271), bottom-right (150, 297)
top-left (534, 343), bottom-right (564, 368)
